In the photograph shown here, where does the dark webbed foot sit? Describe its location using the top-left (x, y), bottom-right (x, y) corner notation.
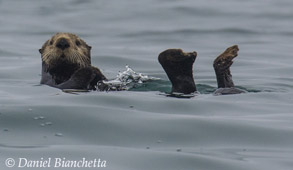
top-left (158, 49), bottom-right (197, 94)
top-left (213, 45), bottom-right (245, 95)
top-left (214, 45), bottom-right (238, 88)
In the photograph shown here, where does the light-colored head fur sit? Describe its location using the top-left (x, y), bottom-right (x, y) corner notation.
top-left (39, 33), bottom-right (92, 68)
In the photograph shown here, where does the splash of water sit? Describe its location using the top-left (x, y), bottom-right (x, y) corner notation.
top-left (97, 65), bottom-right (160, 91)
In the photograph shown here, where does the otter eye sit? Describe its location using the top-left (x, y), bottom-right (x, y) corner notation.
top-left (49, 40), bottom-right (53, 45)
top-left (76, 41), bottom-right (81, 46)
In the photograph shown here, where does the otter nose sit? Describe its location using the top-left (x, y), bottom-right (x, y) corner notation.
top-left (56, 38), bottom-right (70, 50)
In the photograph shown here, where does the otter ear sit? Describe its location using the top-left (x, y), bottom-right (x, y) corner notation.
top-left (39, 40), bottom-right (49, 54)
top-left (87, 46), bottom-right (92, 50)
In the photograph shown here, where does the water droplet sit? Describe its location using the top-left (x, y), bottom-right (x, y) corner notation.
top-left (45, 122), bottom-right (52, 126)
top-left (40, 123), bottom-right (45, 127)
top-left (55, 133), bottom-right (63, 137)
top-left (28, 108), bottom-right (33, 111)
top-left (33, 117), bottom-right (39, 120)
top-left (39, 116), bottom-right (45, 120)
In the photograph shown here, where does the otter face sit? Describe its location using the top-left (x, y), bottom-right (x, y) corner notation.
top-left (39, 33), bottom-right (92, 68)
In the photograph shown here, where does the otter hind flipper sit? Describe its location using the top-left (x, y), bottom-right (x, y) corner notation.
top-left (213, 45), bottom-right (245, 95)
top-left (158, 49), bottom-right (197, 94)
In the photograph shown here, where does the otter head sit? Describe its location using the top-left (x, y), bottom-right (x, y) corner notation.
top-left (39, 33), bottom-right (92, 70)
top-left (158, 49), bottom-right (197, 94)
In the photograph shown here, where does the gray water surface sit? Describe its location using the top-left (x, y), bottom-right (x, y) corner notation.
top-left (1, 0), bottom-right (293, 170)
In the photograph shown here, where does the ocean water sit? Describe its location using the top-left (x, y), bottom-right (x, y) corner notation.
top-left (1, 0), bottom-right (293, 169)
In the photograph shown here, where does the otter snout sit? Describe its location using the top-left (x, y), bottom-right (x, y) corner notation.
top-left (56, 38), bottom-right (70, 50)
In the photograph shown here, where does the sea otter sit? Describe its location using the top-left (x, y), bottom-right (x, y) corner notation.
top-left (39, 33), bottom-right (106, 90)
top-left (158, 45), bottom-right (245, 95)
top-left (40, 33), bottom-right (244, 95)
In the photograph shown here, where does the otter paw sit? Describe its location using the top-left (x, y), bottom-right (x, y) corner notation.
top-left (70, 67), bottom-right (96, 88)
top-left (89, 67), bottom-right (106, 89)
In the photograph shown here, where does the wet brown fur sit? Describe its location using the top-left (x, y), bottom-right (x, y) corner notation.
top-left (40, 33), bottom-right (91, 69)
top-left (213, 45), bottom-right (239, 88)
top-left (158, 49), bottom-right (197, 94)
